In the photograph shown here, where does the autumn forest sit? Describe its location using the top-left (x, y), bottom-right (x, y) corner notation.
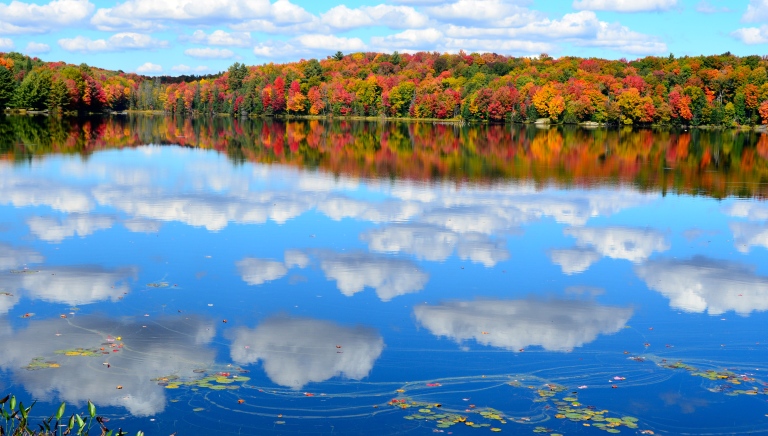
top-left (3, 50), bottom-right (768, 126)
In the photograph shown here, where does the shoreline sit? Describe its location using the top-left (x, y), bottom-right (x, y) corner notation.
top-left (4, 109), bottom-right (768, 131)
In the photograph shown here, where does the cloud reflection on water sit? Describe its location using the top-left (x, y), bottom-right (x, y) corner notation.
top-left (229, 316), bottom-right (384, 389)
top-left (414, 298), bottom-right (633, 352)
top-left (635, 256), bottom-right (768, 316)
top-left (0, 315), bottom-right (217, 416)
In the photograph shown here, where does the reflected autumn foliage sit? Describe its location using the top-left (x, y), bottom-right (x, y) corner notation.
top-left (3, 115), bottom-right (768, 198)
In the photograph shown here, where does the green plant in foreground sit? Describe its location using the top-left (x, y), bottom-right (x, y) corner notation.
top-left (0, 394), bottom-right (143, 436)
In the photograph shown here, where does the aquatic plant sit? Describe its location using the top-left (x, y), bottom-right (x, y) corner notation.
top-left (0, 394), bottom-right (142, 436)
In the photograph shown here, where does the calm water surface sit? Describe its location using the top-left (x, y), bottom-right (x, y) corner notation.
top-left (2, 116), bottom-right (768, 435)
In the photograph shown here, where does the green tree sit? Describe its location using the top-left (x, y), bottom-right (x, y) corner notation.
top-left (0, 66), bottom-right (15, 109)
top-left (14, 69), bottom-right (52, 110)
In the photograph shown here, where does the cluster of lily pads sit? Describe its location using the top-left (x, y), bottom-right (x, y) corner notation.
top-left (25, 357), bottom-right (60, 370)
top-left (389, 381), bottom-right (645, 435)
top-left (152, 371), bottom-right (250, 391)
top-left (551, 395), bottom-right (638, 434)
top-left (54, 347), bottom-right (104, 357)
top-left (392, 398), bottom-right (505, 432)
top-left (659, 360), bottom-right (768, 397)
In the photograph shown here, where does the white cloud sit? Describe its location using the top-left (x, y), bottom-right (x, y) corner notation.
top-left (321, 4), bottom-right (430, 30)
top-left (91, 0), bottom-right (314, 31)
top-left (0, 0), bottom-right (94, 34)
top-left (236, 258), bottom-right (288, 285)
top-left (725, 202), bottom-right (768, 221)
top-left (184, 47), bottom-right (235, 59)
top-left (254, 35), bottom-right (366, 59)
top-left (24, 41), bottom-right (50, 54)
top-left (0, 265), bottom-right (137, 312)
top-left (414, 298), bottom-right (633, 352)
top-left (743, 0), bottom-right (768, 22)
top-left (317, 251), bottom-right (428, 301)
top-left (136, 62), bottom-right (162, 73)
top-left (27, 214), bottom-right (115, 243)
top-left (171, 64), bottom-right (209, 72)
top-left (635, 257), bottom-right (768, 316)
top-left (424, 0), bottom-right (540, 25)
top-left (59, 33), bottom-right (169, 53)
top-left (732, 26), bottom-right (768, 44)
top-left (185, 29), bottom-right (253, 47)
top-left (585, 21), bottom-right (668, 54)
top-left (0, 315), bottom-right (217, 417)
top-left (563, 226), bottom-right (669, 263)
top-left (0, 38), bottom-right (12, 50)
top-left (573, 0), bottom-right (678, 12)
top-left (730, 222), bottom-right (768, 253)
top-left (362, 223), bottom-right (509, 267)
top-left (0, 243), bottom-right (44, 270)
top-left (230, 316), bottom-right (384, 389)
top-left (318, 197), bottom-right (421, 222)
top-left (548, 248), bottom-right (601, 274)
top-left (0, 174), bottom-right (93, 213)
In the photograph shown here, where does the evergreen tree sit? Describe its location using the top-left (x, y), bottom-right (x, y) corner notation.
top-left (0, 66), bottom-right (15, 109)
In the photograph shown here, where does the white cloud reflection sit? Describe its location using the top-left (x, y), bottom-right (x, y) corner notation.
top-left (229, 316), bottom-right (384, 389)
top-left (635, 256), bottom-right (768, 316)
top-left (317, 251), bottom-right (429, 301)
top-left (0, 316), bottom-right (217, 417)
top-left (564, 226), bottom-right (669, 262)
top-left (0, 265), bottom-right (136, 313)
top-left (414, 298), bottom-right (632, 352)
top-left (27, 214), bottom-right (116, 243)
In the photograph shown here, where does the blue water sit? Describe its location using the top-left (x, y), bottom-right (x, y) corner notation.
top-left (1, 121), bottom-right (768, 435)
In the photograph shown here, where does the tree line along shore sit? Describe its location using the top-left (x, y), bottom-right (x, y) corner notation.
top-left (2, 50), bottom-right (768, 127)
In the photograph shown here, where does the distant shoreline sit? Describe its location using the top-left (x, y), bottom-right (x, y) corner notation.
top-left (4, 109), bottom-right (768, 131)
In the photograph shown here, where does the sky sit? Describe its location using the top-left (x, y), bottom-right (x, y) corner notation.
top-left (0, 0), bottom-right (764, 75)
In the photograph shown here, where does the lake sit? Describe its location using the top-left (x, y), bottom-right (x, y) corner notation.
top-left (1, 115), bottom-right (768, 435)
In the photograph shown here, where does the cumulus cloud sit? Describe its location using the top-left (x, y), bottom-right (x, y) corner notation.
top-left (0, 315), bottom-right (217, 416)
top-left (414, 298), bottom-right (633, 352)
top-left (58, 33), bottom-right (169, 53)
top-left (563, 226), bottom-right (669, 263)
top-left (635, 256), bottom-right (768, 316)
top-left (0, 38), bottom-right (13, 50)
top-left (548, 248), bottom-right (601, 274)
top-left (0, 0), bottom-right (93, 34)
top-left (24, 41), bottom-right (50, 53)
top-left (321, 4), bottom-right (430, 30)
top-left (229, 316), bottom-right (384, 389)
top-left (731, 222), bottom-right (768, 253)
top-left (93, 185), bottom-right (316, 231)
top-left (0, 265), bottom-right (136, 309)
top-left (362, 223), bottom-right (509, 267)
top-left (732, 26), bottom-right (768, 44)
top-left (136, 62), bottom-right (162, 73)
top-left (725, 202), bottom-right (768, 220)
top-left (184, 29), bottom-right (253, 47)
top-left (253, 35), bottom-right (365, 59)
top-left (236, 258), bottom-right (288, 285)
top-left (743, 0), bottom-right (768, 22)
top-left (27, 214), bottom-right (115, 243)
top-left (90, 0), bottom-right (313, 31)
top-left (317, 251), bottom-right (428, 301)
top-left (184, 47), bottom-right (235, 59)
top-left (573, 0), bottom-right (678, 12)
top-left (0, 174), bottom-right (93, 213)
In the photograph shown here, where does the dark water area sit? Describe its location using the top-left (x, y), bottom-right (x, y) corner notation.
top-left (1, 115), bottom-right (768, 435)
